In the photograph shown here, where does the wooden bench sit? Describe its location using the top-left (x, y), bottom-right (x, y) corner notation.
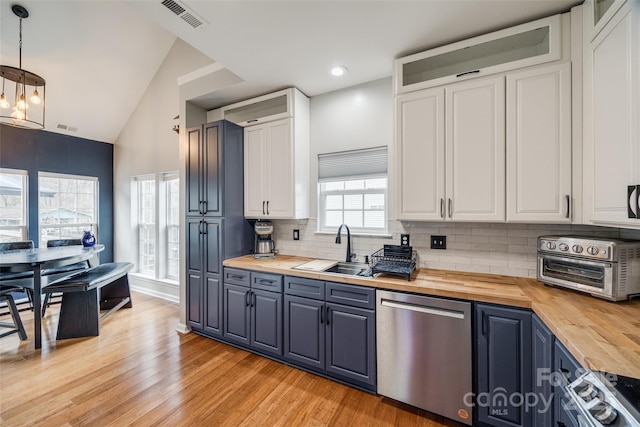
top-left (44, 262), bottom-right (133, 340)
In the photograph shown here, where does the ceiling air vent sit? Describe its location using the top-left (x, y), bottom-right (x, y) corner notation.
top-left (160, 0), bottom-right (207, 29)
top-left (56, 124), bottom-right (77, 132)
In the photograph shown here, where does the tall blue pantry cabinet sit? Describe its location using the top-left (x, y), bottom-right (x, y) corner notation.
top-left (185, 120), bottom-right (253, 337)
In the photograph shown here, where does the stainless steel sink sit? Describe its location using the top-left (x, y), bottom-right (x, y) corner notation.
top-left (323, 262), bottom-right (372, 277)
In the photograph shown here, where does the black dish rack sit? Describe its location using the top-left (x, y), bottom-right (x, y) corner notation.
top-left (370, 245), bottom-right (417, 281)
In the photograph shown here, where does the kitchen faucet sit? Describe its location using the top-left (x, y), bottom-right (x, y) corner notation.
top-left (335, 224), bottom-right (356, 263)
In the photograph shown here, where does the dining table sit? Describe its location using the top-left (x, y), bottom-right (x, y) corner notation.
top-left (0, 244), bottom-right (105, 349)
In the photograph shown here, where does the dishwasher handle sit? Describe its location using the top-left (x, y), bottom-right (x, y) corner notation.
top-left (380, 299), bottom-right (465, 320)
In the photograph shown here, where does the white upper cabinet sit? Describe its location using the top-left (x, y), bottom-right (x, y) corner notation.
top-left (446, 76), bottom-right (506, 222)
top-left (395, 77), bottom-right (505, 222)
top-left (212, 88), bottom-right (295, 127)
top-left (583, 0), bottom-right (640, 227)
top-left (242, 89), bottom-right (310, 220)
top-left (506, 63), bottom-right (572, 222)
top-left (395, 15), bottom-right (562, 94)
top-left (395, 88), bottom-right (445, 221)
top-left (589, 0), bottom-right (628, 40)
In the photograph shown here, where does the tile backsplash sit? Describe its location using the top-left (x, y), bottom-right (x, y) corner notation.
top-left (272, 220), bottom-right (640, 279)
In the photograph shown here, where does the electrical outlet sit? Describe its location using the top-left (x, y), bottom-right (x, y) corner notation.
top-left (293, 229), bottom-right (300, 240)
top-left (400, 234), bottom-right (410, 246)
top-left (431, 235), bottom-right (446, 250)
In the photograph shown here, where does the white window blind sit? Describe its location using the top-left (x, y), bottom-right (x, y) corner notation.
top-left (318, 146), bottom-right (388, 182)
top-left (318, 147), bottom-right (388, 234)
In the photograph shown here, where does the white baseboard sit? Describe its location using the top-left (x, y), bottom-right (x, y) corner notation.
top-left (175, 323), bottom-right (190, 334)
top-left (129, 273), bottom-right (179, 303)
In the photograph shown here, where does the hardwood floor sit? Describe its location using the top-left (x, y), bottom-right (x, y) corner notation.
top-left (0, 292), bottom-right (465, 426)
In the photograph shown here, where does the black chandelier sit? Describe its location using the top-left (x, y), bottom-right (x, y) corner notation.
top-left (0, 4), bottom-right (46, 129)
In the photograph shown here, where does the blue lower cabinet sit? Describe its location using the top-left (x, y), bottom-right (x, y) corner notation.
top-left (554, 340), bottom-right (582, 427)
top-left (325, 302), bottom-right (376, 387)
top-left (223, 274), bottom-right (283, 357)
top-left (250, 288), bottom-right (283, 357)
top-left (284, 294), bottom-right (325, 370)
top-left (476, 303), bottom-right (532, 427)
top-left (283, 278), bottom-right (376, 390)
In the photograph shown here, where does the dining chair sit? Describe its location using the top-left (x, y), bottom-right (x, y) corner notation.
top-left (0, 285), bottom-right (28, 340)
top-left (42, 239), bottom-right (91, 316)
top-left (0, 240), bottom-right (36, 313)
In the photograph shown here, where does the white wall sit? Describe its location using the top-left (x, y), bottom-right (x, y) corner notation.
top-left (308, 78), bottom-right (393, 215)
top-left (114, 38), bottom-right (213, 300)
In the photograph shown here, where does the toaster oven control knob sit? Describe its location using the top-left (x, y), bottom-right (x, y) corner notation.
top-left (587, 246), bottom-right (600, 256)
top-left (558, 243), bottom-right (569, 252)
top-left (572, 244), bottom-right (584, 254)
top-left (546, 242), bottom-right (557, 250)
top-left (589, 402), bottom-right (618, 425)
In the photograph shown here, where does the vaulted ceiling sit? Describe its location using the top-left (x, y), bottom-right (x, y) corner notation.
top-left (0, 0), bottom-right (582, 143)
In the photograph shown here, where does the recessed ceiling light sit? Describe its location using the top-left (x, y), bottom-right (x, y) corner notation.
top-left (329, 65), bottom-right (348, 77)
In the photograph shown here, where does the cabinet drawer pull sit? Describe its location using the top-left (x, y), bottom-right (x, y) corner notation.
top-left (456, 70), bottom-right (480, 78)
top-left (228, 274), bottom-right (245, 281)
top-left (565, 195), bottom-right (570, 219)
top-left (258, 279), bottom-right (274, 285)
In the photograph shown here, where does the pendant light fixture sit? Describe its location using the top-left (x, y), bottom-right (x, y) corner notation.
top-left (0, 4), bottom-right (46, 129)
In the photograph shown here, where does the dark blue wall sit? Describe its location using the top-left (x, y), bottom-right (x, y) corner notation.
top-left (0, 125), bottom-right (114, 262)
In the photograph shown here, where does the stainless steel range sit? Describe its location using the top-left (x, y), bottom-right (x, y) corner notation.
top-left (537, 236), bottom-right (640, 301)
top-left (567, 371), bottom-right (640, 427)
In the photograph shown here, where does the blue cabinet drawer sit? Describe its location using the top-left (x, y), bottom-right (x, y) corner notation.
top-left (325, 282), bottom-right (376, 310)
top-left (251, 272), bottom-right (283, 292)
top-left (284, 276), bottom-right (325, 300)
top-left (325, 282), bottom-right (375, 309)
top-left (224, 268), bottom-right (250, 287)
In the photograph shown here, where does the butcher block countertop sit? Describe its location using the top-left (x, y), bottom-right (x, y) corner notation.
top-left (224, 255), bottom-right (640, 379)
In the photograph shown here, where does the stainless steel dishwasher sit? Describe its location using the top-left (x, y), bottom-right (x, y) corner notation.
top-left (377, 290), bottom-right (473, 425)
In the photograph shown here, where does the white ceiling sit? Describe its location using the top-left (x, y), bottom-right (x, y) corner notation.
top-left (0, 0), bottom-right (582, 143)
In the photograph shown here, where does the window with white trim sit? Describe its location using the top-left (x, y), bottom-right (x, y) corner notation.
top-left (0, 169), bottom-right (28, 242)
top-left (135, 176), bottom-right (156, 276)
top-left (132, 172), bottom-right (180, 281)
top-left (318, 147), bottom-right (388, 234)
top-left (165, 173), bottom-right (180, 280)
top-left (38, 172), bottom-right (98, 247)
